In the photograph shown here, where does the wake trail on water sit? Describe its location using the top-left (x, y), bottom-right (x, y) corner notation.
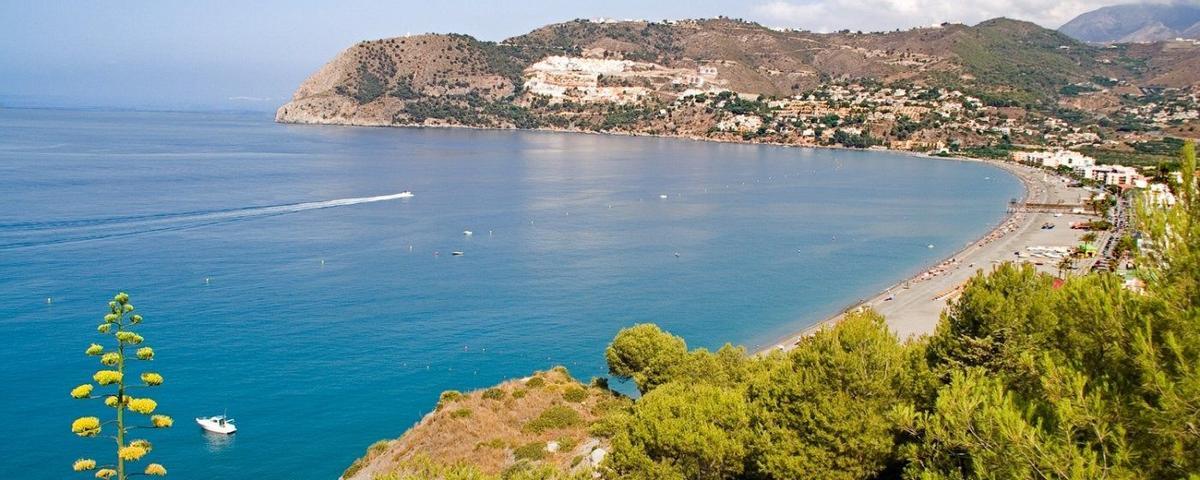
top-left (0, 192), bottom-right (413, 250)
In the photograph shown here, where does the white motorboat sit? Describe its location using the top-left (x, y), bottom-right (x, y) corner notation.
top-left (397, 191), bottom-right (414, 198)
top-left (451, 251), bottom-right (464, 256)
top-left (196, 415), bottom-right (237, 434)
top-left (463, 230), bottom-right (473, 236)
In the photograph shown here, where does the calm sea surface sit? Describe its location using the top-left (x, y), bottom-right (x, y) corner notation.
top-left (0, 108), bottom-right (1021, 479)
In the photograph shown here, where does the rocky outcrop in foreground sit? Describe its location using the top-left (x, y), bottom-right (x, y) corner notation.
top-left (340, 367), bottom-right (625, 480)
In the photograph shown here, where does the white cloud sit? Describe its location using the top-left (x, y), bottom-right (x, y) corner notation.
top-left (749, 0), bottom-right (1132, 33)
top-left (227, 96), bottom-right (272, 102)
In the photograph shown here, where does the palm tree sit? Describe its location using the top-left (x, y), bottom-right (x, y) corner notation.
top-left (1057, 256), bottom-right (1075, 278)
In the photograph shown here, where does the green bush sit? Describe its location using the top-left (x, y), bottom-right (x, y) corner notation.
top-left (523, 405), bottom-right (583, 433)
top-left (512, 388), bottom-right (528, 399)
top-left (482, 388), bottom-right (506, 400)
top-left (525, 377), bottom-right (545, 388)
top-left (436, 390), bottom-right (463, 410)
top-left (513, 441), bottom-right (547, 462)
top-left (562, 386), bottom-right (588, 403)
top-left (449, 407), bottom-right (472, 419)
top-left (556, 436), bottom-right (578, 452)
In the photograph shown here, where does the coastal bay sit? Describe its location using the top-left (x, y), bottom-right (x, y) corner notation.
top-left (0, 108), bottom-right (1019, 479)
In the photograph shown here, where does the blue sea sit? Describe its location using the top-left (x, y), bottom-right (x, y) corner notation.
top-left (0, 108), bottom-right (1021, 479)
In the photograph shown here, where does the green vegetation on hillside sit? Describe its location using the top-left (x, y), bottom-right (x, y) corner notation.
top-left (596, 143), bottom-right (1200, 479)
top-left (947, 19), bottom-right (1093, 105)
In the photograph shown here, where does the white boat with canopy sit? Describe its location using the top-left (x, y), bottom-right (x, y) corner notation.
top-left (196, 415), bottom-right (237, 434)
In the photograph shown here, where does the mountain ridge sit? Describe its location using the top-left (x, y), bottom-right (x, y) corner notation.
top-left (277, 16), bottom-right (1200, 156)
top-left (1059, 2), bottom-right (1200, 43)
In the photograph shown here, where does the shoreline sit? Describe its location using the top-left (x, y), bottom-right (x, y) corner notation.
top-left (276, 117), bottom-right (1087, 354)
top-left (757, 160), bottom-right (1034, 354)
top-left (760, 161), bottom-right (1091, 353)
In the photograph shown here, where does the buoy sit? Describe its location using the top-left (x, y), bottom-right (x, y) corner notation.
top-left (46, 297), bottom-right (52, 304)
top-left (205, 277), bottom-right (210, 285)
top-left (320, 259), bottom-right (325, 266)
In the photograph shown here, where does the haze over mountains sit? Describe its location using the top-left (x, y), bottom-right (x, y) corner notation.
top-left (1059, 2), bottom-right (1200, 43)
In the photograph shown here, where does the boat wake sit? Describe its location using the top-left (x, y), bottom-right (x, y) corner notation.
top-left (0, 192), bottom-right (413, 250)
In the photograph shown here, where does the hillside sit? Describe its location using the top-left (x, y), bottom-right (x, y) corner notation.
top-left (278, 17), bottom-right (1200, 156)
top-left (339, 367), bottom-right (627, 480)
top-left (1059, 2), bottom-right (1200, 43)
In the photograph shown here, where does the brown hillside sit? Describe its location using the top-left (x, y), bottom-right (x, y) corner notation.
top-left (341, 367), bottom-right (628, 480)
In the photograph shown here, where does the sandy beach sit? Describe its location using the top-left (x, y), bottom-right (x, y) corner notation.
top-left (765, 160), bottom-right (1098, 352)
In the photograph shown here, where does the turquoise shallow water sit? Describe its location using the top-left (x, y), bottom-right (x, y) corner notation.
top-left (0, 108), bottom-right (1021, 479)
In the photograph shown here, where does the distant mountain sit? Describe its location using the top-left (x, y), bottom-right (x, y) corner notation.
top-left (274, 15), bottom-right (1200, 153)
top-left (277, 18), bottom-right (1101, 126)
top-left (1059, 2), bottom-right (1200, 43)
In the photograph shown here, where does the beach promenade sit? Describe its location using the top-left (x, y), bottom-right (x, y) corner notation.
top-left (767, 160), bottom-right (1095, 351)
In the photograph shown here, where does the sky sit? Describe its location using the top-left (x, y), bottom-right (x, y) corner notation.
top-left (0, 0), bottom-right (1139, 111)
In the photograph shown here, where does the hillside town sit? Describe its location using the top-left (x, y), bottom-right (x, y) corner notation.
top-left (509, 54), bottom-right (1200, 168)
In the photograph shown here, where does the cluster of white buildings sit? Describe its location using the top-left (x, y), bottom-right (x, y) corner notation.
top-left (523, 55), bottom-right (723, 105)
top-left (1013, 149), bottom-right (1188, 208)
top-left (1080, 164), bottom-right (1149, 189)
top-left (1012, 150), bottom-right (1096, 169)
top-left (1014, 149), bottom-right (1155, 189)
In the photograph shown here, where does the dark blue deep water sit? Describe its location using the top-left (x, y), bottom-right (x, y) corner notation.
top-left (0, 108), bottom-right (1021, 479)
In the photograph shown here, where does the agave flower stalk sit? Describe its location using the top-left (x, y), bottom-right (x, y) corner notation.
top-left (71, 293), bottom-right (171, 479)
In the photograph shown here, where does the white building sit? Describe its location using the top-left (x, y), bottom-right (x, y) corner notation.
top-left (1080, 165), bottom-right (1145, 188)
top-left (716, 114), bottom-right (763, 133)
top-left (1011, 150), bottom-right (1096, 169)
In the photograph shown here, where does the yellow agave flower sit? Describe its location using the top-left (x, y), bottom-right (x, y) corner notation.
top-left (131, 314), bottom-right (143, 324)
top-left (97, 323), bottom-right (112, 333)
top-left (116, 331), bottom-right (144, 344)
top-left (71, 416), bottom-right (101, 437)
top-left (118, 444), bottom-right (147, 461)
top-left (115, 292), bottom-right (129, 303)
top-left (127, 397), bottom-right (158, 414)
top-left (103, 313), bottom-right (118, 323)
top-left (144, 463), bottom-right (167, 476)
top-left (130, 439), bottom-right (153, 452)
top-left (100, 352), bottom-right (121, 366)
top-left (137, 347), bottom-right (155, 360)
top-left (123, 304), bottom-right (134, 313)
top-left (104, 395), bottom-right (125, 408)
top-left (95, 468), bottom-right (117, 479)
top-left (150, 414), bottom-right (174, 428)
top-left (73, 458), bottom-right (96, 471)
top-left (71, 384), bottom-right (94, 399)
top-left (93, 370), bottom-right (122, 385)
top-left (85, 343), bottom-right (104, 356)
top-left (141, 372), bottom-right (164, 386)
